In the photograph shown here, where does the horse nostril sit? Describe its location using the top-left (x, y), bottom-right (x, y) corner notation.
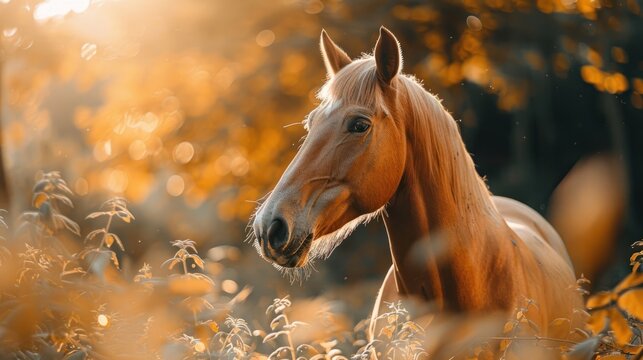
top-left (267, 218), bottom-right (288, 251)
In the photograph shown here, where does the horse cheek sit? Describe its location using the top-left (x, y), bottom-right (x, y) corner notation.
top-left (378, 129), bottom-right (406, 205)
top-left (361, 147), bottom-right (405, 212)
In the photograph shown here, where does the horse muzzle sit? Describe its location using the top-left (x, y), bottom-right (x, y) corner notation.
top-left (253, 215), bottom-right (312, 267)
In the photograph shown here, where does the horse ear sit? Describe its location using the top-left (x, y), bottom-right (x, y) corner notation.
top-left (374, 26), bottom-right (403, 85)
top-left (320, 29), bottom-right (352, 77)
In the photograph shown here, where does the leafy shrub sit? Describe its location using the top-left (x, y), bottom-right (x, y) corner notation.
top-left (0, 172), bottom-right (641, 359)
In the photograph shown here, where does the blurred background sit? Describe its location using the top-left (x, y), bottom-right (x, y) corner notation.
top-left (0, 0), bottom-right (641, 320)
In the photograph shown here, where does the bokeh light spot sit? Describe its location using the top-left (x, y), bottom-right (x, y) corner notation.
top-left (97, 314), bottom-right (109, 327)
top-left (304, 0), bottom-right (324, 14)
top-left (466, 15), bottom-right (483, 31)
top-left (3, 28), bottom-right (17, 38)
top-left (167, 175), bottom-right (185, 197)
top-left (75, 177), bottom-right (89, 196)
top-left (106, 169), bottom-right (128, 193)
top-left (256, 30), bottom-right (275, 47)
top-left (81, 43), bottom-right (97, 61)
top-left (147, 137), bottom-right (164, 156)
top-left (173, 142), bottom-right (195, 164)
top-left (230, 155), bottom-right (249, 177)
top-left (128, 140), bottom-right (147, 160)
top-left (222, 279), bottom-right (239, 294)
top-left (93, 140), bottom-right (112, 162)
top-left (194, 341), bottom-right (206, 353)
top-left (214, 67), bottom-right (235, 89)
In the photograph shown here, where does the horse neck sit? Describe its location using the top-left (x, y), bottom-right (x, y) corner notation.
top-left (383, 86), bottom-right (504, 309)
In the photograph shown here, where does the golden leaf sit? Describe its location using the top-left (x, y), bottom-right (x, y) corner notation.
top-left (596, 355), bottom-right (627, 360)
top-left (615, 272), bottom-right (643, 293)
top-left (477, 349), bottom-right (493, 360)
top-left (503, 321), bottom-right (515, 334)
top-left (499, 339), bottom-right (511, 352)
top-left (608, 308), bottom-right (633, 345)
top-left (209, 321), bottom-right (219, 333)
top-left (190, 255), bottom-right (205, 270)
top-left (587, 292), bottom-right (613, 309)
top-left (117, 211), bottom-right (132, 223)
top-left (32, 192), bottom-right (48, 208)
top-left (617, 289), bottom-right (643, 320)
top-left (195, 321), bottom-right (217, 340)
top-left (378, 325), bottom-right (395, 339)
top-left (105, 233), bottom-right (115, 248)
top-left (587, 309), bottom-right (608, 335)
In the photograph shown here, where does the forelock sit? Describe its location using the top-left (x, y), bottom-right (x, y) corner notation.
top-left (317, 57), bottom-right (382, 110)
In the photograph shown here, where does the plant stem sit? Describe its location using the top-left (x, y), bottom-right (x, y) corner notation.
top-left (283, 315), bottom-right (296, 360)
top-left (99, 214), bottom-right (114, 249)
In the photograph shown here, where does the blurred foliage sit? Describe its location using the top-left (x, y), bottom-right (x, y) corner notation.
top-left (1, 0), bottom-right (641, 222)
top-left (0, 172), bottom-right (640, 360)
top-left (0, 0), bottom-right (642, 358)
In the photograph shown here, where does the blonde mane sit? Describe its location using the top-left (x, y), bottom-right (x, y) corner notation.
top-left (261, 55), bottom-right (499, 284)
top-left (319, 56), bottom-right (495, 223)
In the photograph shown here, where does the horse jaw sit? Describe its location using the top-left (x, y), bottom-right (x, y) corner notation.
top-left (309, 206), bottom-right (386, 261)
top-left (271, 206), bottom-right (386, 284)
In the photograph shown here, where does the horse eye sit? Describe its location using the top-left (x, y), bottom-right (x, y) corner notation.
top-left (348, 117), bottom-right (371, 133)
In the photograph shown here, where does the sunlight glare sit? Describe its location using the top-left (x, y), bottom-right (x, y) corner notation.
top-left (3, 28), bottom-right (17, 38)
top-left (97, 314), bottom-right (109, 327)
top-left (33, 0), bottom-right (90, 22)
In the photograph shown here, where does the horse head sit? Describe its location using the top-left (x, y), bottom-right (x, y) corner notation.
top-left (252, 27), bottom-right (408, 275)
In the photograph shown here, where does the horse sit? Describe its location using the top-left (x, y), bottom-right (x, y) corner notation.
top-left (251, 27), bottom-right (583, 342)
